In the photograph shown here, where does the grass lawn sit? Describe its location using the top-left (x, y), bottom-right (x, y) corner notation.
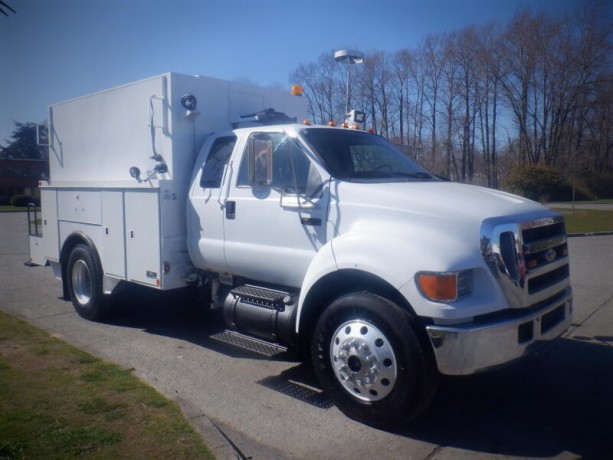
top-left (552, 208), bottom-right (613, 234)
top-left (0, 310), bottom-right (214, 459)
top-left (555, 199), bottom-right (613, 205)
top-left (0, 205), bottom-right (33, 212)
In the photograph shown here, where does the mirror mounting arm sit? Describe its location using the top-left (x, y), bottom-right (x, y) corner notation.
top-left (129, 163), bottom-right (168, 183)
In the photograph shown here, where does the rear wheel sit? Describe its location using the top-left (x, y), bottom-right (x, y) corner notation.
top-left (311, 292), bottom-right (438, 428)
top-left (66, 244), bottom-right (112, 321)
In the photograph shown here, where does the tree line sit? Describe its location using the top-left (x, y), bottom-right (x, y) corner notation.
top-left (0, 122), bottom-right (48, 161)
top-left (290, 2), bottom-right (613, 198)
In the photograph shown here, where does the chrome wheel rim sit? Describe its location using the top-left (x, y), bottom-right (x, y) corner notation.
top-left (330, 319), bottom-right (397, 402)
top-left (71, 259), bottom-right (92, 305)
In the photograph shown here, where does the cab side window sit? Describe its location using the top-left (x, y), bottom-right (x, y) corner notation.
top-left (237, 132), bottom-right (318, 194)
top-left (200, 135), bottom-right (237, 188)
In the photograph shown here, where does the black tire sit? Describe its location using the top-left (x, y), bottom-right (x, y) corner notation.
top-left (311, 292), bottom-right (438, 428)
top-left (66, 244), bottom-right (112, 321)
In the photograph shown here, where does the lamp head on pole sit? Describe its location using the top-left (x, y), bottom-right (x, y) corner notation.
top-left (334, 49), bottom-right (364, 122)
top-left (334, 50), bottom-right (364, 65)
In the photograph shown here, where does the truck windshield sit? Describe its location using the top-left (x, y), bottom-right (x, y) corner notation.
top-left (299, 128), bottom-right (437, 182)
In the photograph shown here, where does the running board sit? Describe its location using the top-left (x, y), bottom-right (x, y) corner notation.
top-left (210, 330), bottom-right (287, 358)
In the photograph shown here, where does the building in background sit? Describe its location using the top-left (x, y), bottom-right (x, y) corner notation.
top-left (0, 158), bottom-right (48, 205)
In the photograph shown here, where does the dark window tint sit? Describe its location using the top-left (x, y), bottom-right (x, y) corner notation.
top-left (300, 128), bottom-right (435, 182)
top-left (200, 136), bottom-right (237, 188)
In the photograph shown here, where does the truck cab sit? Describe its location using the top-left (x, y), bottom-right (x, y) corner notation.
top-left (185, 122), bottom-right (572, 426)
top-left (188, 125), bottom-right (330, 289)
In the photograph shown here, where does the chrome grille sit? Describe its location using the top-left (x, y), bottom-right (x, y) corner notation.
top-left (481, 214), bottom-right (571, 309)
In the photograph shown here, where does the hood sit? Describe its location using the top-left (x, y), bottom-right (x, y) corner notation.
top-left (331, 180), bottom-right (556, 229)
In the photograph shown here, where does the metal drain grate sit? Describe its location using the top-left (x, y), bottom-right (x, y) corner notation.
top-left (210, 330), bottom-right (287, 357)
top-left (258, 375), bottom-right (333, 409)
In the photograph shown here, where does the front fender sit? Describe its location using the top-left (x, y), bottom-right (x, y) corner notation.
top-left (296, 240), bottom-right (337, 333)
top-left (297, 221), bottom-right (505, 331)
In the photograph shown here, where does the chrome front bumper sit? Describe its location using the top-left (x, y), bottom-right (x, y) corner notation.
top-left (426, 288), bottom-right (572, 375)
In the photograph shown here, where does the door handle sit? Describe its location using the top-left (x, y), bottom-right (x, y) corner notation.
top-left (226, 201), bottom-right (236, 219)
top-left (300, 217), bottom-right (321, 226)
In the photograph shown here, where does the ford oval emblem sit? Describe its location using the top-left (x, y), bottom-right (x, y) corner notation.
top-left (545, 248), bottom-right (557, 263)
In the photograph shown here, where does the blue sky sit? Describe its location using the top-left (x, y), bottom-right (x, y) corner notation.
top-left (1, 0), bottom-right (583, 145)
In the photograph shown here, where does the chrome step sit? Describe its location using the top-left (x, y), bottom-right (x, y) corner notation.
top-left (210, 330), bottom-right (287, 357)
top-left (230, 284), bottom-right (294, 311)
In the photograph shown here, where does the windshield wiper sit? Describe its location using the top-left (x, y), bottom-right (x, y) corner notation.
top-left (345, 171), bottom-right (438, 182)
top-left (387, 172), bottom-right (438, 181)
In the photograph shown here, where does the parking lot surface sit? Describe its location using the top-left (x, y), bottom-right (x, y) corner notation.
top-left (1, 212), bottom-right (612, 459)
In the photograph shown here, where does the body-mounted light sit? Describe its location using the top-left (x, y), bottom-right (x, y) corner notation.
top-left (181, 93), bottom-right (197, 110)
top-left (416, 270), bottom-right (473, 302)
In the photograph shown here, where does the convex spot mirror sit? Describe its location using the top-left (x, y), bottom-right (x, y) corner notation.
top-left (129, 166), bottom-right (141, 180)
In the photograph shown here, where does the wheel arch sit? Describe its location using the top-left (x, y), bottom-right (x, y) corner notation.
top-left (296, 269), bottom-right (421, 349)
top-left (59, 232), bottom-right (102, 300)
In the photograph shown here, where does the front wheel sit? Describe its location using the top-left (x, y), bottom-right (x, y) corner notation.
top-left (66, 244), bottom-right (112, 321)
top-left (311, 292), bottom-right (438, 428)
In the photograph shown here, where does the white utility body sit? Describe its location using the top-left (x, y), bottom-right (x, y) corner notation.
top-left (29, 73), bottom-right (572, 427)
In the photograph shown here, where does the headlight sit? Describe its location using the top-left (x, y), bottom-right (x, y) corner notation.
top-left (416, 270), bottom-right (473, 302)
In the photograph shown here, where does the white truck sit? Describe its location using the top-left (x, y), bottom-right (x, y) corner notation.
top-left (28, 72), bottom-right (572, 427)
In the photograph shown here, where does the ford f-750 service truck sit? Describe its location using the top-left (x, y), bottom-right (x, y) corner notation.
top-left (28, 72), bottom-right (572, 427)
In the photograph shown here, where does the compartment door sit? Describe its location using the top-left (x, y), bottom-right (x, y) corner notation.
top-left (101, 191), bottom-right (126, 278)
top-left (125, 190), bottom-right (161, 286)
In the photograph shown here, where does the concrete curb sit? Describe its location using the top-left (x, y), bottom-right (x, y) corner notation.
top-left (568, 231), bottom-right (613, 237)
top-left (177, 397), bottom-right (243, 460)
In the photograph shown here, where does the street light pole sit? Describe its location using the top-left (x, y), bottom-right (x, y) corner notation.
top-left (334, 50), bottom-right (364, 118)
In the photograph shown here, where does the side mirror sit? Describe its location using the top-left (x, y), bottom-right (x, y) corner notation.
top-left (249, 135), bottom-right (273, 186)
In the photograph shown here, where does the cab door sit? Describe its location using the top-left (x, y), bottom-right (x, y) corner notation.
top-left (222, 130), bottom-right (329, 288)
top-left (188, 133), bottom-right (239, 274)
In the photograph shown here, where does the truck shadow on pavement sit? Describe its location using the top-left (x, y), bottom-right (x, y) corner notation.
top-left (106, 286), bottom-right (612, 459)
top-left (106, 284), bottom-right (295, 361)
top-left (403, 336), bottom-right (613, 459)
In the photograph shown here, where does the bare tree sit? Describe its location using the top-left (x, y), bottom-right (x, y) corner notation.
top-left (355, 53), bottom-right (380, 133)
top-left (440, 38), bottom-right (461, 179)
top-left (373, 52), bottom-right (394, 138)
top-left (500, 5), bottom-right (612, 169)
top-left (392, 50), bottom-right (414, 146)
top-left (289, 2), bottom-right (612, 194)
top-left (475, 23), bottom-right (504, 187)
top-left (499, 11), bottom-right (539, 165)
top-left (0, 0), bottom-right (15, 16)
top-left (418, 35), bottom-right (445, 167)
top-left (290, 52), bottom-right (344, 125)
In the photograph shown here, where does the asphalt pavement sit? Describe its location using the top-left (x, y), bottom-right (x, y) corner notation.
top-left (1, 211), bottom-right (612, 459)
